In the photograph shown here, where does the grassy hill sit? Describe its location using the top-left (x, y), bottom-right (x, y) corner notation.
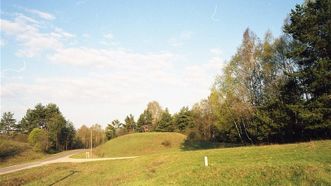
top-left (77, 132), bottom-right (186, 158)
top-left (0, 138), bottom-right (47, 168)
top-left (1, 133), bottom-right (331, 185)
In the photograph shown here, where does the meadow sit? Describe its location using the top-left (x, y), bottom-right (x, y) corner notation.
top-left (1, 133), bottom-right (330, 185)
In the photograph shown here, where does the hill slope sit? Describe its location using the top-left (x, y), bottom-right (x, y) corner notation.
top-left (94, 132), bottom-right (186, 157)
top-left (1, 134), bottom-right (330, 185)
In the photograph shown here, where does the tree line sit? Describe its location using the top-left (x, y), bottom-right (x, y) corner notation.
top-left (0, 104), bottom-right (106, 152)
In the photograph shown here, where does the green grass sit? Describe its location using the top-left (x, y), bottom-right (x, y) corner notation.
top-left (1, 133), bottom-right (331, 185)
top-left (72, 132), bottom-right (186, 158)
top-left (0, 138), bottom-right (47, 168)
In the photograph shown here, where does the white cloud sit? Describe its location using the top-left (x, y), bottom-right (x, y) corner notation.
top-left (0, 14), bottom-right (73, 57)
top-left (168, 31), bottom-right (193, 47)
top-left (49, 47), bottom-right (175, 70)
top-left (182, 49), bottom-right (224, 92)
top-left (24, 8), bottom-right (55, 20)
top-left (0, 9), bottom-right (225, 126)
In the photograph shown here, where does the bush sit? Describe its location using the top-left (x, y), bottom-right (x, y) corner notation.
top-left (186, 130), bottom-right (202, 141)
top-left (28, 128), bottom-right (49, 152)
top-left (0, 139), bottom-right (27, 159)
top-left (161, 140), bottom-right (171, 147)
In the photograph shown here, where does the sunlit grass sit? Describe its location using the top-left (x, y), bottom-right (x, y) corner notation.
top-left (72, 132), bottom-right (186, 158)
top-left (1, 132), bottom-right (330, 185)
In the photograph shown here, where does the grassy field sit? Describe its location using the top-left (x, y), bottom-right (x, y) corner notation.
top-left (1, 133), bottom-right (331, 185)
top-left (0, 138), bottom-right (47, 168)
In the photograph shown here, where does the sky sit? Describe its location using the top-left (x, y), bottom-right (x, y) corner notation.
top-left (0, 0), bottom-right (303, 128)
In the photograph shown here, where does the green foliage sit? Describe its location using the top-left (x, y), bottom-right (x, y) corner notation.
top-left (282, 0), bottom-right (331, 139)
top-left (28, 128), bottom-right (49, 152)
top-left (137, 110), bottom-right (153, 132)
top-left (105, 122), bottom-right (116, 140)
top-left (155, 108), bottom-right (173, 132)
top-left (173, 107), bottom-right (194, 132)
top-left (20, 103), bottom-right (77, 151)
top-left (20, 103), bottom-right (47, 133)
top-left (0, 112), bottom-right (18, 134)
top-left (206, 0), bottom-right (331, 144)
top-left (124, 114), bottom-right (136, 132)
top-left (0, 138), bottom-right (26, 159)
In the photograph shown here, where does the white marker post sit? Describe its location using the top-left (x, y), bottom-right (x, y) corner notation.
top-left (204, 156), bottom-right (208, 167)
top-left (90, 129), bottom-right (93, 159)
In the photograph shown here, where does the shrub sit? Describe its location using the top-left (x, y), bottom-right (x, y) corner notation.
top-left (28, 128), bottom-right (49, 152)
top-left (161, 140), bottom-right (171, 147)
top-left (0, 139), bottom-right (27, 159)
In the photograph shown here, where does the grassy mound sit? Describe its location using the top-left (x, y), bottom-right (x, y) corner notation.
top-left (1, 140), bottom-right (330, 185)
top-left (0, 138), bottom-right (46, 167)
top-left (94, 132), bottom-right (186, 157)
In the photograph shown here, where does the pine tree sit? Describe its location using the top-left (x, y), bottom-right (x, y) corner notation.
top-left (0, 112), bottom-right (17, 134)
top-left (155, 108), bottom-right (173, 132)
top-left (283, 0), bottom-right (331, 139)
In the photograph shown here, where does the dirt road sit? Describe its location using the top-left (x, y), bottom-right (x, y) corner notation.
top-left (0, 149), bottom-right (138, 175)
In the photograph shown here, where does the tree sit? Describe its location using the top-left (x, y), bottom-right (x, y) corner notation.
top-left (90, 124), bottom-right (106, 147)
top-left (28, 128), bottom-right (49, 152)
top-left (0, 112), bottom-right (17, 134)
top-left (47, 113), bottom-right (66, 151)
top-left (77, 125), bottom-right (90, 148)
top-left (155, 108), bottom-right (173, 132)
top-left (105, 123), bottom-right (116, 140)
top-left (20, 103), bottom-right (47, 133)
top-left (61, 121), bottom-right (76, 150)
top-left (192, 98), bottom-right (218, 141)
top-left (212, 29), bottom-right (261, 144)
top-left (146, 101), bottom-right (163, 130)
top-left (20, 103), bottom-right (75, 151)
top-left (173, 107), bottom-right (194, 132)
top-left (111, 119), bottom-right (122, 128)
top-left (124, 114), bottom-right (136, 133)
top-left (137, 110), bottom-right (153, 132)
top-left (282, 0), bottom-right (331, 139)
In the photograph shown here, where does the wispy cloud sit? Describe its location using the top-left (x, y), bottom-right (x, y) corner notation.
top-left (49, 47), bottom-right (175, 69)
top-left (24, 8), bottom-right (55, 20)
top-left (1, 9), bottom-right (225, 125)
top-left (211, 4), bottom-right (220, 22)
top-left (0, 14), bottom-right (72, 57)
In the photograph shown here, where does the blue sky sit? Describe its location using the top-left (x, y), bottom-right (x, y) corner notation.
top-left (1, 0), bottom-right (303, 127)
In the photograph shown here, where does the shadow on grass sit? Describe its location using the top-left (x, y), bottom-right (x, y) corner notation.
top-left (48, 170), bottom-right (80, 186)
top-left (181, 140), bottom-right (242, 151)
